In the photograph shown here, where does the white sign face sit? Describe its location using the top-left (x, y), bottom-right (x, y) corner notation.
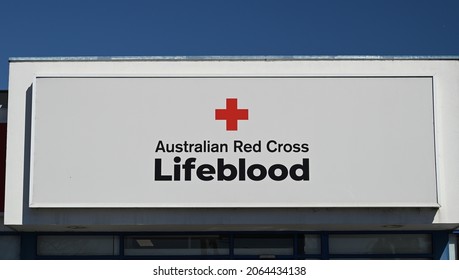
top-left (29, 76), bottom-right (437, 207)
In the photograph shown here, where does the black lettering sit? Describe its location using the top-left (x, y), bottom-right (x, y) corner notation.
top-left (247, 164), bottom-right (267, 181)
top-left (292, 143), bottom-right (301, 152)
top-left (155, 140), bottom-right (165, 153)
top-left (233, 140), bottom-right (243, 152)
top-left (217, 158), bottom-right (237, 181)
top-left (154, 158), bottom-right (172, 181)
top-left (238, 158), bottom-right (246, 180)
top-left (253, 141), bottom-right (261, 152)
top-left (301, 143), bottom-right (309, 152)
top-left (197, 164), bottom-right (215, 181)
top-left (268, 164), bottom-right (288, 181)
top-left (266, 140), bottom-right (277, 152)
top-left (155, 157), bottom-right (310, 182)
top-left (182, 158), bottom-right (196, 181)
top-left (290, 158), bottom-right (309, 181)
top-left (173, 156), bottom-right (181, 181)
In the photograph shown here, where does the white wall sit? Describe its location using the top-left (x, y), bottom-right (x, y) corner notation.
top-left (5, 58), bottom-right (459, 230)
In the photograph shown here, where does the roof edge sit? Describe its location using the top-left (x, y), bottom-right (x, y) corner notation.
top-left (9, 55), bottom-right (459, 62)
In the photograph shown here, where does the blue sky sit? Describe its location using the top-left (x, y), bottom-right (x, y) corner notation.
top-left (1, 0), bottom-right (459, 89)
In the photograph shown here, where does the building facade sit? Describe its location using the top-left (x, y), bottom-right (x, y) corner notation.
top-left (1, 57), bottom-right (458, 259)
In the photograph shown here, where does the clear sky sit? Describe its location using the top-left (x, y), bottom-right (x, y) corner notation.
top-left (1, 0), bottom-right (459, 89)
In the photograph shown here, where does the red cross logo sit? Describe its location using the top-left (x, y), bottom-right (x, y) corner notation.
top-left (215, 98), bottom-right (249, 131)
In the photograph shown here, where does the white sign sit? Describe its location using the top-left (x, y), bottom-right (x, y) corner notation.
top-left (29, 76), bottom-right (437, 207)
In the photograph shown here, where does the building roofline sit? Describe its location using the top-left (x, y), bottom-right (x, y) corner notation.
top-left (9, 55), bottom-right (459, 62)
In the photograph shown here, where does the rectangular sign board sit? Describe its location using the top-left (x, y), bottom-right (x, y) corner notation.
top-left (29, 76), bottom-right (437, 207)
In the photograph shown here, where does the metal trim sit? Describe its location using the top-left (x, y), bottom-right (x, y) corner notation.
top-left (9, 55), bottom-right (459, 62)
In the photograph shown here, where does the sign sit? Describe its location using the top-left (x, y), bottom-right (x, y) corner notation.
top-left (29, 76), bottom-right (437, 207)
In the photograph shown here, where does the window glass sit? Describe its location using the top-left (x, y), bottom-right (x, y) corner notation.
top-left (304, 234), bottom-right (321, 254)
top-left (37, 235), bottom-right (119, 256)
top-left (329, 234), bottom-right (432, 254)
top-left (124, 235), bottom-right (229, 256)
top-left (234, 235), bottom-right (293, 256)
top-left (331, 258), bottom-right (432, 260)
top-left (0, 235), bottom-right (20, 259)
